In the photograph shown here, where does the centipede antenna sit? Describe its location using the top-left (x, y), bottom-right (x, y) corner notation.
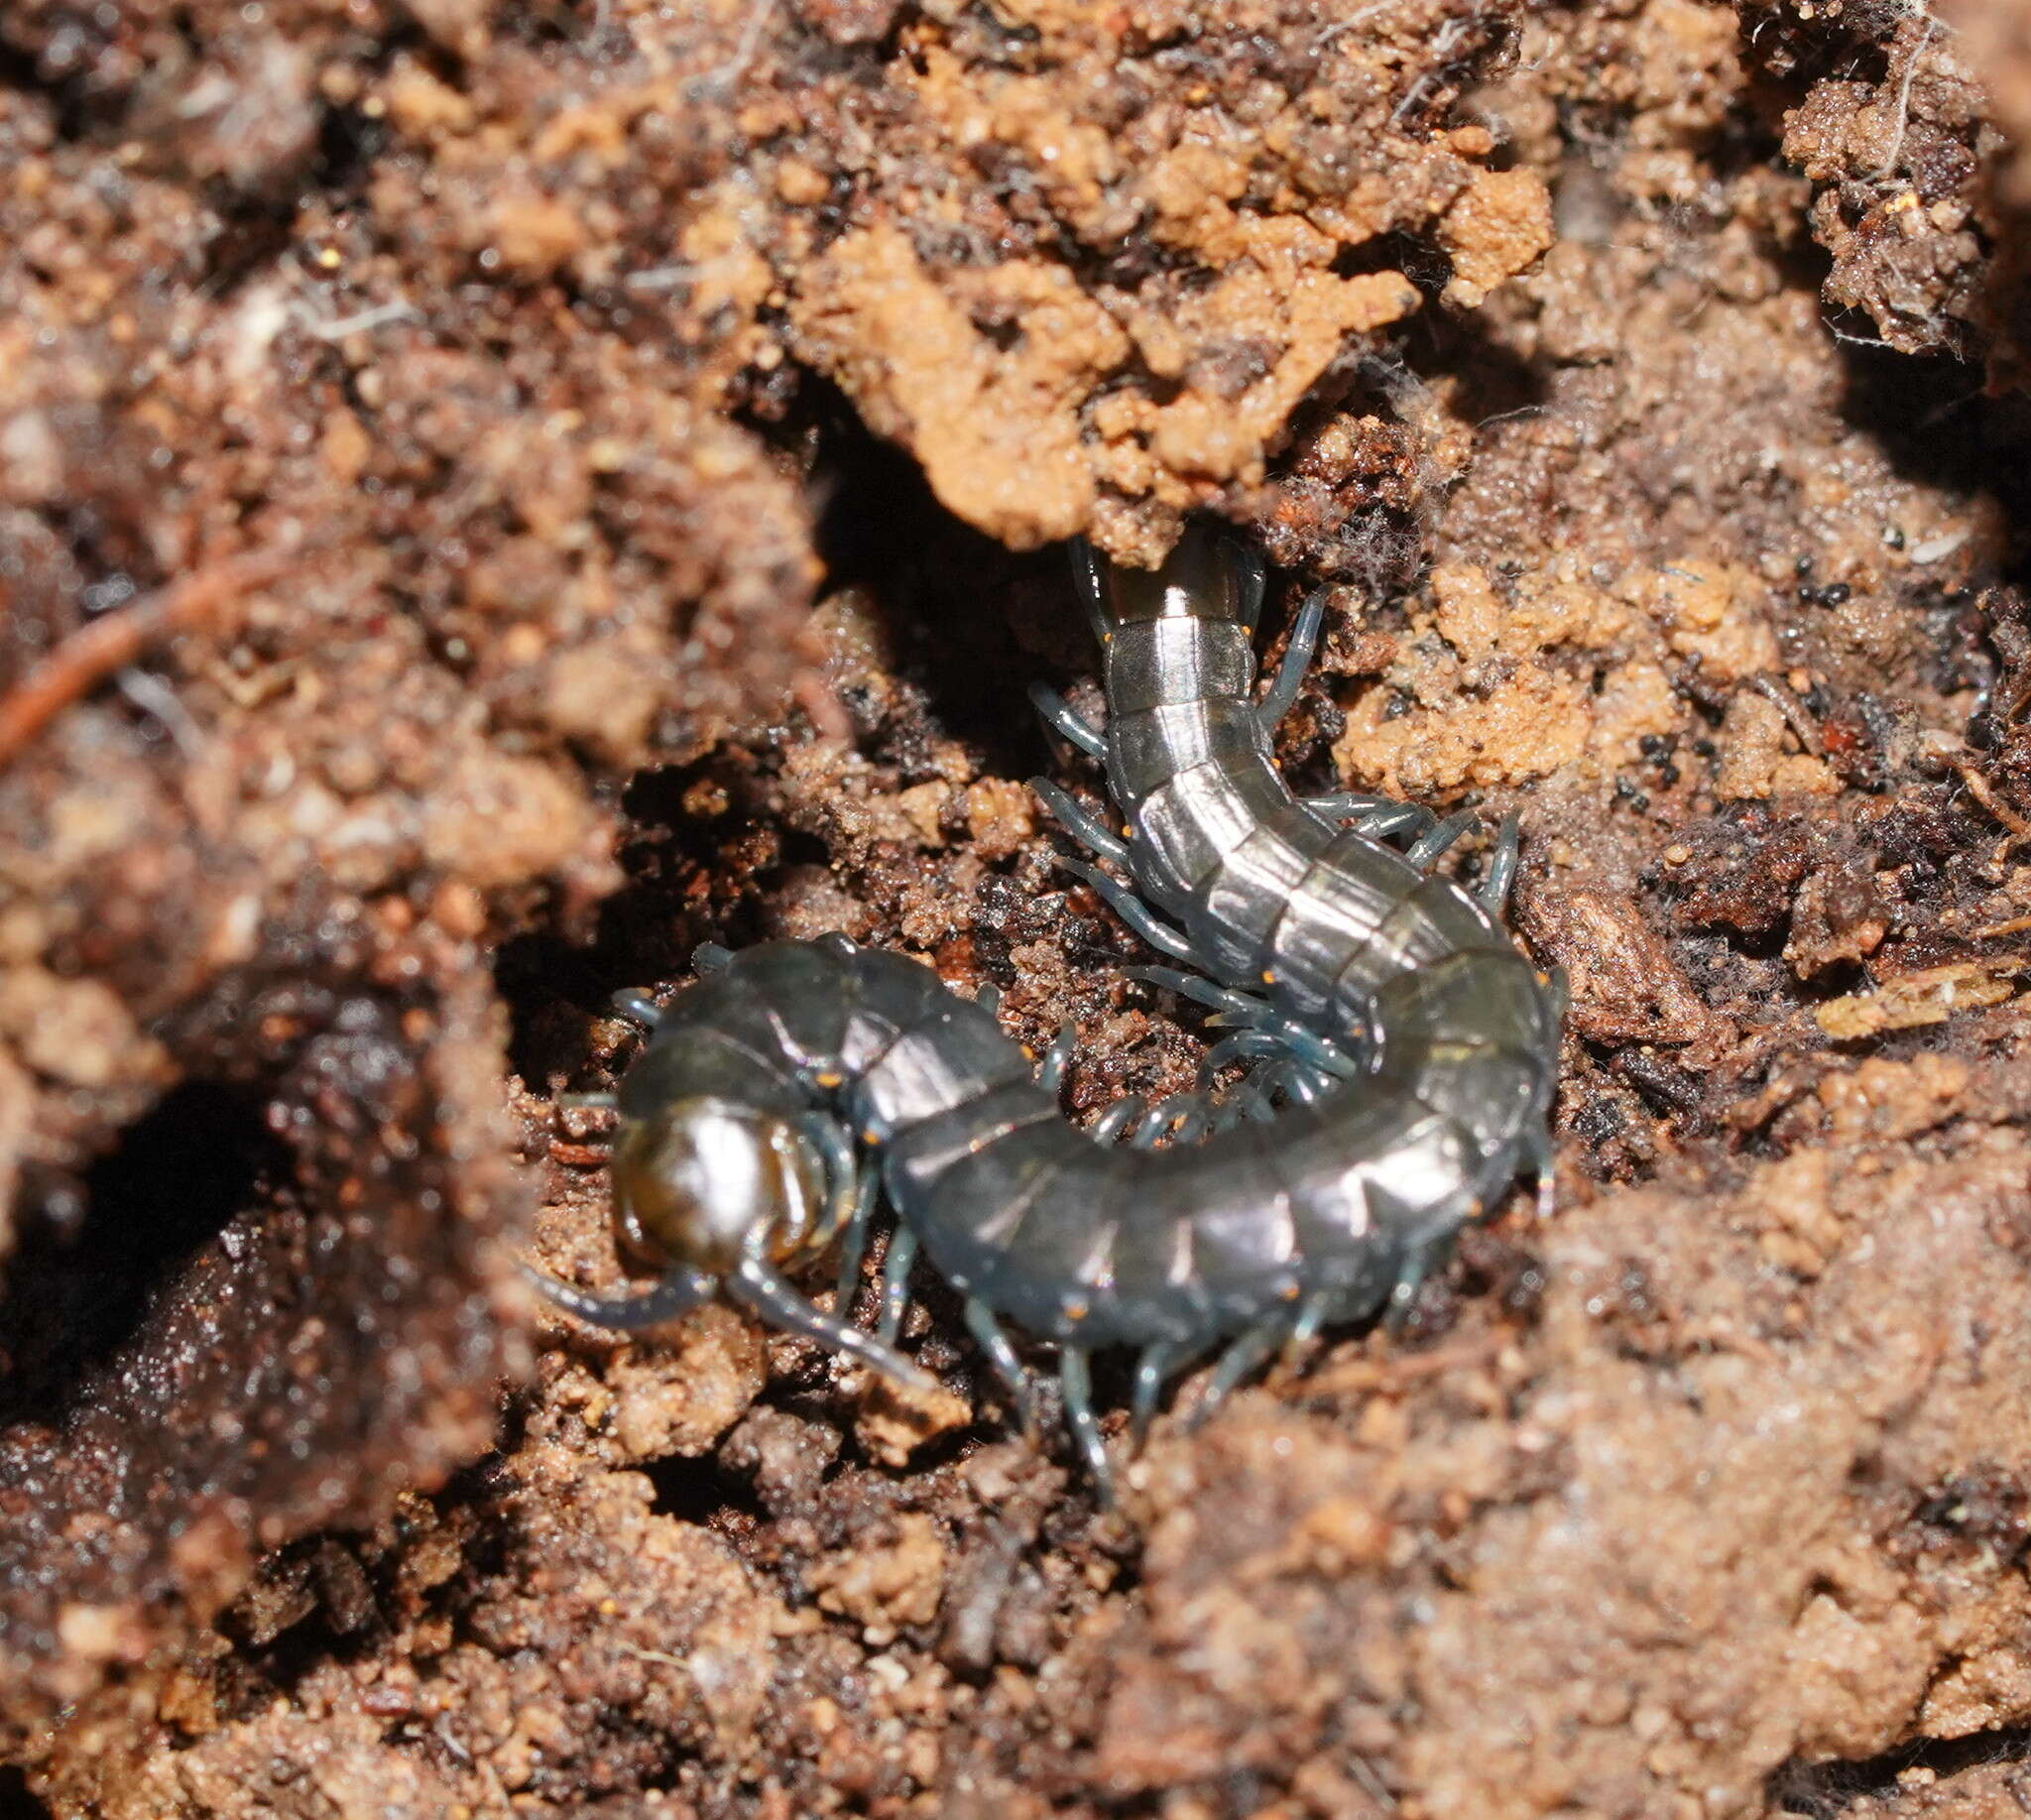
top-left (965, 1296), bottom-right (1039, 1438)
top-left (1480, 812), bottom-right (1522, 914)
top-left (1037, 1021), bottom-right (1077, 1097)
top-left (1056, 857), bottom-right (1200, 964)
top-left (521, 1259), bottom-right (715, 1330)
top-left (1256, 588), bottom-right (1327, 731)
top-left (729, 1258), bottom-right (935, 1393)
top-left (1057, 1345), bottom-right (1113, 1503)
top-left (1406, 811), bottom-right (1477, 871)
top-left (1028, 681), bottom-right (1107, 761)
top-left (611, 988), bottom-right (663, 1029)
top-left (876, 1224), bottom-right (919, 1345)
top-left (1031, 778), bottom-right (1132, 867)
top-left (692, 941), bottom-right (736, 974)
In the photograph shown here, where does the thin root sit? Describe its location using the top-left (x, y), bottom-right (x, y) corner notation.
top-left (0, 540), bottom-right (307, 770)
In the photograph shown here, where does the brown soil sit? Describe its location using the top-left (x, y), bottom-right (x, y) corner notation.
top-left (6, 0), bottom-right (2031, 1814)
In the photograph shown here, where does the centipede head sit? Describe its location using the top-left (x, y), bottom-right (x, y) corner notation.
top-left (610, 1096), bottom-right (826, 1275)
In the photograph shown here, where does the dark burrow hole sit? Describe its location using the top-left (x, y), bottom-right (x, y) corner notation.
top-left (644, 1451), bottom-right (770, 1531)
top-left (0, 1080), bottom-right (289, 1424)
top-left (802, 376), bottom-right (1056, 785)
top-left (0, 1766), bottom-right (50, 1820)
top-left (497, 382), bottom-right (1068, 1089)
top-left (1768, 1724), bottom-right (2031, 1814)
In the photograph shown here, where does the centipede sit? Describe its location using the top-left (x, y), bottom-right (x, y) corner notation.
top-left (527, 523), bottom-right (1565, 1499)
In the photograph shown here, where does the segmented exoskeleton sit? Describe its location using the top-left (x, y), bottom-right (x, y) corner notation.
top-left (527, 526), bottom-right (1564, 1498)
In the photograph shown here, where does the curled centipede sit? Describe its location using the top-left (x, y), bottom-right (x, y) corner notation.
top-left (528, 524), bottom-right (1565, 1498)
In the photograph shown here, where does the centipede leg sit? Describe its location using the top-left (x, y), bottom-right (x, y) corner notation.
top-left (1058, 1344), bottom-right (1113, 1503)
top-left (1308, 790), bottom-right (1436, 843)
top-left (1128, 1093), bottom-right (1212, 1149)
top-left (1056, 857), bottom-right (1201, 966)
top-left (1037, 1021), bottom-right (1077, 1096)
top-left (730, 1257), bottom-right (935, 1392)
top-left (876, 1224), bottom-right (919, 1345)
top-left (1129, 1334), bottom-right (1217, 1445)
top-left (1281, 1065), bottom-right (1327, 1106)
top-left (830, 1147), bottom-right (883, 1313)
top-left (1354, 802), bottom-right (1436, 842)
top-left (1188, 1310), bottom-right (1297, 1429)
top-left (1031, 778), bottom-right (1131, 867)
top-left (1406, 810), bottom-right (1477, 871)
top-left (556, 1090), bottom-right (618, 1112)
top-left (522, 1259), bottom-right (715, 1330)
top-left (1091, 1094), bottom-right (1147, 1146)
top-left (797, 1113), bottom-right (858, 1245)
top-left (1123, 1101), bottom-right (1165, 1149)
top-left (1130, 1343), bottom-right (1173, 1445)
top-left (1525, 1125), bottom-right (1558, 1220)
top-left (1256, 588), bottom-right (1327, 731)
top-left (1199, 1027), bottom-right (1289, 1082)
top-left (965, 1296), bottom-right (1039, 1437)
top-left (692, 941), bottom-right (736, 973)
top-left (611, 988), bottom-right (663, 1028)
top-left (1285, 1286), bottom-right (1337, 1361)
top-left (1028, 681), bottom-right (1107, 760)
top-left (1383, 1230), bottom-right (1451, 1333)
top-left (1129, 963), bottom-right (1361, 1076)
top-left (973, 979), bottom-right (1003, 1018)
top-left (1480, 811), bottom-right (1522, 914)
top-left (1234, 1072), bottom-right (1281, 1123)
top-left (1305, 790), bottom-right (1395, 823)
top-left (1129, 962), bottom-right (1274, 1023)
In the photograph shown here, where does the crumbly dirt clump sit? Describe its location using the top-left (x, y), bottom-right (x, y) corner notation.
top-left (7, 0), bottom-right (2031, 1817)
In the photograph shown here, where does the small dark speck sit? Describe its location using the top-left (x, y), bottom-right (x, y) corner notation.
top-left (1573, 1096), bottom-right (1624, 1143)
